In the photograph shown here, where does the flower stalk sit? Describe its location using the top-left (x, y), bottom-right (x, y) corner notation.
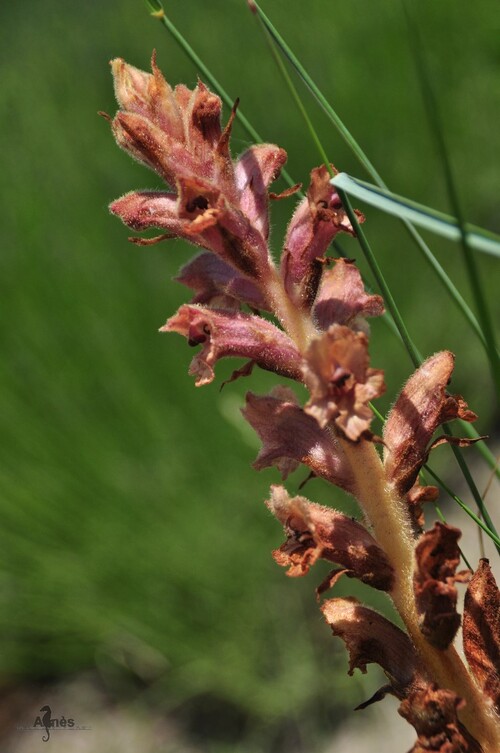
top-left (104, 55), bottom-right (500, 752)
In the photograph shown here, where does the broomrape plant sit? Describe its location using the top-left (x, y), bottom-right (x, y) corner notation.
top-left (104, 54), bottom-right (500, 753)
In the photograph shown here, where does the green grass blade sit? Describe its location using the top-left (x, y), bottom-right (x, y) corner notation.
top-left (402, 0), bottom-right (500, 399)
top-left (339, 194), bottom-right (498, 538)
top-left (331, 174), bottom-right (500, 261)
top-left (443, 426), bottom-right (500, 544)
top-left (249, 2), bottom-right (499, 370)
top-left (337, 189), bottom-right (422, 368)
top-left (425, 466), bottom-right (500, 552)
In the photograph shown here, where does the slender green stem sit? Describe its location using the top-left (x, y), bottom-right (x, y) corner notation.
top-left (250, 1), bottom-right (494, 376)
top-left (425, 466), bottom-right (500, 550)
top-left (443, 427), bottom-right (500, 547)
top-left (145, 0), bottom-right (300, 192)
top-left (253, 10), bottom-right (332, 174)
top-left (402, 0), bottom-right (500, 398)
top-left (337, 190), bottom-right (422, 368)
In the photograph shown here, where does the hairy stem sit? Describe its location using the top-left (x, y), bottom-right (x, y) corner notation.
top-left (266, 268), bottom-right (318, 353)
top-left (339, 437), bottom-right (500, 752)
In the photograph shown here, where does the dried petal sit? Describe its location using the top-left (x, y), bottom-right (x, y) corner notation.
top-left (384, 352), bottom-right (477, 498)
top-left (463, 559), bottom-right (500, 713)
top-left (176, 252), bottom-right (269, 310)
top-left (407, 484), bottom-right (440, 529)
top-left (321, 597), bottom-right (418, 696)
top-left (400, 684), bottom-right (481, 753)
top-left (303, 324), bottom-right (385, 439)
top-left (267, 485), bottom-right (394, 590)
top-left (281, 165), bottom-right (361, 309)
top-left (414, 522), bottom-right (469, 649)
top-left (235, 145), bottom-right (287, 239)
top-left (163, 306), bottom-right (302, 386)
top-left (242, 388), bottom-right (354, 491)
top-left (312, 257), bottom-right (384, 331)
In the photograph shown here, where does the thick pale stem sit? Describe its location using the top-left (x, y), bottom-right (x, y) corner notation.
top-left (339, 437), bottom-right (500, 753)
top-left (265, 268), bottom-right (318, 353)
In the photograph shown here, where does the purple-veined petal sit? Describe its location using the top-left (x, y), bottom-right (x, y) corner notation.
top-left (235, 144), bottom-right (287, 238)
top-left (280, 165), bottom-right (363, 309)
top-left (162, 306), bottom-right (302, 386)
top-left (176, 252), bottom-right (269, 310)
top-left (313, 257), bottom-right (384, 331)
top-left (383, 352), bottom-right (477, 499)
top-left (242, 387), bottom-right (355, 491)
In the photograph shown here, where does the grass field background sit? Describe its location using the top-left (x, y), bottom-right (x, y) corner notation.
top-left (2, 1), bottom-right (499, 749)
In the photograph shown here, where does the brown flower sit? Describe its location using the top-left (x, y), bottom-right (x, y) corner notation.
top-left (414, 522), bottom-right (470, 650)
top-left (280, 165), bottom-right (363, 309)
top-left (303, 324), bottom-right (385, 439)
top-left (384, 351), bottom-right (478, 521)
top-left (312, 257), bottom-right (384, 332)
top-left (267, 485), bottom-right (394, 591)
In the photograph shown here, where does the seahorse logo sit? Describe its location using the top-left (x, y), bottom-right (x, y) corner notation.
top-left (39, 705), bottom-right (52, 742)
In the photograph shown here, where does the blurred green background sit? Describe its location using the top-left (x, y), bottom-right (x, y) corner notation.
top-left (2, 0), bottom-right (499, 750)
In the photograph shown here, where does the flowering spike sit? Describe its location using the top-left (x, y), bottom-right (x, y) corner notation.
top-left (106, 58), bottom-right (500, 752)
top-left (267, 485), bottom-right (394, 591)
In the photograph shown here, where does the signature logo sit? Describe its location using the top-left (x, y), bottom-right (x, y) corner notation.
top-left (17, 704), bottom-right (90, 742)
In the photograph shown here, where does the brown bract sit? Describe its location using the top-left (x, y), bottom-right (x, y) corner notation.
top-left (322, 598), bottom-right (482, 752)
top-left (414, 522), bottom-right (470, 650)
top-left (312, 257), bottom-right (384, 332)
top-left (400, 684), bottom-right (482, 753)
top-left (242, 387), bottom-right (355, 491)
top-left (162, 305), bottom-right (303, 386)
top-left (321, 597), bottom-right (419, 696)
top-left (383, 352), bottom-right (477, 519)
top-left (463, 559), bottom-right (500, 714)
top-left (267, 486), bottom-right (394, 591)
top-left (303, 324), bottom-right (385, 440)
top-left (280, 165), bottom-right (363, 309)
